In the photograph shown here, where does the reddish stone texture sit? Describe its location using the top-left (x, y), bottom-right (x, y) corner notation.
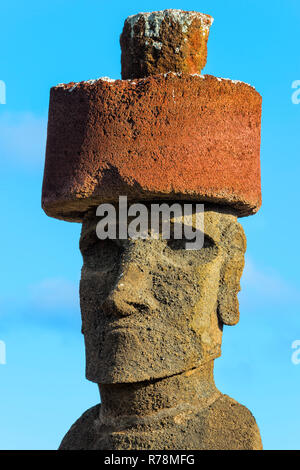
top-left (120, 10), bottom-right (213, 79)
top-left (42, 73), bottom-right (262, 222)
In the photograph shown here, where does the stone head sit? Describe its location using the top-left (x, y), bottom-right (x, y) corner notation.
top-left (79, 205), bottom-right (246, 384)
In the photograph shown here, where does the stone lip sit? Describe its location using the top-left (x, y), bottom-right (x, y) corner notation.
top-left (42, 73), bottom-right (262, 222)
top-left (121, 9), bottom-right (213, 79)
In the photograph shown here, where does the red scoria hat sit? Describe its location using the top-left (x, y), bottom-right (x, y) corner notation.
top-left (42, 9), bottom-right (262, 222)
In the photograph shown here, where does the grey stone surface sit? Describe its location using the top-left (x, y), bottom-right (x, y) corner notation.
top-left (59, 207), bottom-right (262, 450)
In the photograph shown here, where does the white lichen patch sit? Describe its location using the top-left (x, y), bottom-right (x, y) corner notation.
top-left (152, 41), bottom-right (162, 50)
top-left (162, 72), bottom-right (206, 79)
top-left (54, 73), bottom-right (256, 92)
top-left (163, 71), bottom-right (182, 78)
top-left (68, 85), bottom-right (77, 92)
top-left (98, 77), bottom-right (116, 83)
top-left (216, 77), bottom-right (255, 89)
top-left (54, 77), bottom-right (116, 92)
top-left (126, 9), bottom-right (214, 39)
top-left (190, 73), bottom-right (205, 79)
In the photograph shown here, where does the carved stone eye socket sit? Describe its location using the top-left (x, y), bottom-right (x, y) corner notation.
top-left (164, 235), bottom-right (219, 266)
top-left (166, 233), bottom-right (215, 251)
top-left (165, 233), bottom-right (218, 263)
top-left (81, 238), bottom-right (122, 271)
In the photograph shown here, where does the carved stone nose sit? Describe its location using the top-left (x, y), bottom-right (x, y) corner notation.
top-left (102, 263), bottom-right (152, 316)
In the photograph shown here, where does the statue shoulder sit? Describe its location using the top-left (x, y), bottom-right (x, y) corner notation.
top-left (59, 404), bottom-right (101, 450)
top-left (198, 394), bottom-right (263, 450)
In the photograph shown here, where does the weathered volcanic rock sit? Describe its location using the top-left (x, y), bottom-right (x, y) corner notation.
top-left (42, 73), bottom-right (262, 222)
top-left (120, 9), bottom-right (213, 79)
top-left (79, 208), bottom-right (246, 384)
top-left (59, 363), bottom-right (262, 450)
top-left (58, 206), bottom-right (263, 450)
top-left (59, 396), bottom-right (262, 450)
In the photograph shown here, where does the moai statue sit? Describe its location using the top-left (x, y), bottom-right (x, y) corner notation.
top-left (42, 10), bottom-right (263, 450)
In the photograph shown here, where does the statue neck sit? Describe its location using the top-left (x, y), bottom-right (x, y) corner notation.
top-left (98, 361), bottom-right (220, 421)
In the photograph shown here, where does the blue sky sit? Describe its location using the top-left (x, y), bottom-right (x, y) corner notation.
top-left (0, 0), bottom-right (299, 450)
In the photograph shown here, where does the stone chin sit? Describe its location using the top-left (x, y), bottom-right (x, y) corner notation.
top-left (84, 316), bottom-right (223, 385)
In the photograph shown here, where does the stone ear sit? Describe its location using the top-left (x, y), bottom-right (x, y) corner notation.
top-left (217, 222), bottom-right (246, 326)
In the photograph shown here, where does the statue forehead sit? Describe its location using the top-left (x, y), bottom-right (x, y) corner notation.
top-left (80, 207), bottom-right (239, 246)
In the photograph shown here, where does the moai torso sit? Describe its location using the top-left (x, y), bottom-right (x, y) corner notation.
top-left (42, 10), bottom-right (263, 450)
top-left (60, 376), bottom-right (262, 450)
